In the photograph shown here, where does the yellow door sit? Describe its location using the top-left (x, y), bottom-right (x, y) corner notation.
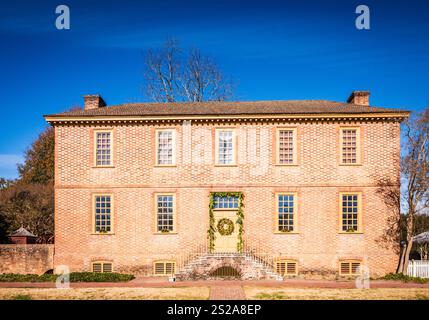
top-left (214, 210), bottom-right (238, 253)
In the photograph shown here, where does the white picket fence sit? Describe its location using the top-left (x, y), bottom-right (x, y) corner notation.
top-left (407, 260), bottom-right (429, 278)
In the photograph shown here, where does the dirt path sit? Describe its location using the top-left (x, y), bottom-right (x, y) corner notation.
top-left (209, 285), bottom-right (246, 300)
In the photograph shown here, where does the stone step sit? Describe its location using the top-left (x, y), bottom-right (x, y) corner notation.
top-left (176, 252), bottom-right (282, 281)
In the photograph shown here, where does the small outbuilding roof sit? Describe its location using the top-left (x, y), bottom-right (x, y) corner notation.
top-left (10, 227), bottom-right (37, 238)
top-left (413, 231), bottom-right (429, 243)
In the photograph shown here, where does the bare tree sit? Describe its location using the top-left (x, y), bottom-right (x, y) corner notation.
top-left (377, 107), bottom-right (429, 273)
top-left (375, 174), bottom-right (401, 254)
top-left (144, 39), bottom-right (180, 103)
top-left (143, 39), bottom-right (234, 102)
top-left (399, 108), bottom-right (429, 272)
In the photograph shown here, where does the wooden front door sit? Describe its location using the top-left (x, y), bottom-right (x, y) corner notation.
top-left (214, 210), bottom-right (238, 253)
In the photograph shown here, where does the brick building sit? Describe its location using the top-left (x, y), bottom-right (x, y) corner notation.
top-left (44, 91), bottom-right (408, 279)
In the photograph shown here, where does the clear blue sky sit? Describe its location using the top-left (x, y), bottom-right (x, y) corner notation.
top-left (0, 0), bottom-right (428, 179)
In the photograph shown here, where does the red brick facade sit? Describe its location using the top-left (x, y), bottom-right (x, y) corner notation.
top-left (50, 107), bottom-right (404, 277)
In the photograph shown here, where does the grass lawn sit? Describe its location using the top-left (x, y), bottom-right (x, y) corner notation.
top-left (0, 287), bottom-right (210, 300)
top-left (244, 287), bottom-right (429, 300)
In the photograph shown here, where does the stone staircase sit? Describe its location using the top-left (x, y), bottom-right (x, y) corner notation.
top-left (175, 252), bottom-right (283, 281)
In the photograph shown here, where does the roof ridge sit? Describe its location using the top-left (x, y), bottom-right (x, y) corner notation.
top-left (45, 99), bottom-right (410, 119)
top-left (112, 99), bottom-right (336, 106)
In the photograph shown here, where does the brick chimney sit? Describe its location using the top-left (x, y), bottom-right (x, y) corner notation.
top-left (84, 95), bottom-right (106, 110)
top-left (347, 91), bottom-right (370, 106)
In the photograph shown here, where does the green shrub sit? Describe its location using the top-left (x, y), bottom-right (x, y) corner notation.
top-left (381, 273), bottom-right (429, 284)
top-left (0, 274), bottom-right (53, 282)
top-left (0, 272), bottom-right (134, 283)
top-left (68, 272), bottom-right (135, 282)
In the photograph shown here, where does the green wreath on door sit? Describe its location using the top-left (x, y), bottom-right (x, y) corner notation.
top-left (217, 218), bottom-right (235, 236)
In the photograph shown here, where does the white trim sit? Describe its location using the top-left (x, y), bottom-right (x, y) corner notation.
top-left (155, 129), bottom-right (176, 166)
top-left (215, 128), bottom-right (237, 166)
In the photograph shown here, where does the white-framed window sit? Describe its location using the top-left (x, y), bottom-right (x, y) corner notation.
top-left (340, 193), bottom-right (361, 233)
top-left (92, 262), bottom-right (113, 273)
top-left (95, 130), bottom-right (112, 166)
top-left (276, 128), bottom-right (297, 165)
top-left (155, 194), bottom-right (176, 233)
top-left (215, 129), bottom-right (235, 165)
top-left (276, 193), bottom-right (297, 232)
top-left (213, 195), bottom-right (239, 210)
top-left (94, 195), bottom-right (113, 233)
top-left (156, 129), bottom-right (175, 166)
top-left (340, 128), bottom-right (360, 164)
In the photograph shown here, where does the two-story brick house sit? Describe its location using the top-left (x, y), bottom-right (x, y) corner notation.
top-left (44, 91), bottom-right (408, 279)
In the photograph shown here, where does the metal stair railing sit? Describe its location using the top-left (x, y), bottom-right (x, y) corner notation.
top-left (175, 242), bottom-right (209, 274)
top-left (242, 235), bottom-right (280, 276)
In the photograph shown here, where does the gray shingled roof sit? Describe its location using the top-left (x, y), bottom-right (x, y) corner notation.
top-left (10, 227), bottom-right (37, 237)
top-left (414, 231), bottom-right (429, 243)
top-left (45, 100), bottom-right (407, 118)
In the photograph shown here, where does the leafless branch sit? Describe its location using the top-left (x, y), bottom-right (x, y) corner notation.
top-left (143, 39), bottom-right (234, 102)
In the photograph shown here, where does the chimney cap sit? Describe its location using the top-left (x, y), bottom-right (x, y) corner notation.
top-left (84, 94), bottom-right (103, 97)
top-left (347, 91), bottom-right (370, 103)
top-left (84, 94), bottom-right (106, 102)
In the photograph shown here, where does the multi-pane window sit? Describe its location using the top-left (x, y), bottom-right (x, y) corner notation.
top-left (341, 128), bottom-right (359, 164)
top-left (94, 195), bottom-right (112, 233)
top-left (278, 129), bottom-right (296, 164)
top-left (95, 131), bottom-right (112, 166)
top-left (213, 195), bottom-right (239, 209)
top-left (341, 193), bottom-right (360, 232)
top-left (156, 194), bottom-right (175, 232)
top-left (156, 130), bottom-right (174, 165)
top-left (277, 194), bottom-right (295, 232)
top-left (217, 130), bottom-right (234, 165)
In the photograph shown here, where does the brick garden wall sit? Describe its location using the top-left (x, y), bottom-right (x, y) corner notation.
top-left (0, 245), bottom-right (54, 274)
top-left (53, 119), bottom-right (401, 278)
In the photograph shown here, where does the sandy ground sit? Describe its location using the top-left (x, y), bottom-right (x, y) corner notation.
top-left (0, 287), bottom-right (210, 300)
top-left (244, 287), bottom-right (429, 300)
top-left (1, 286), bottom-right (429, 300)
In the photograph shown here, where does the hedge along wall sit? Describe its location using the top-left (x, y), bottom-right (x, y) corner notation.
top-left (0, 244), bottom-right (54, 274)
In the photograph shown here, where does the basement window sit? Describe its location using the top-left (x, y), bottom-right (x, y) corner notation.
top-left (339, 260), bottom-right (361, 276)
top-left (275, 260), bottom-right (298, 276)
top-left (154, 261), bottom-right (176, 276)
top-left (92, 262), bottom-right (113, 273)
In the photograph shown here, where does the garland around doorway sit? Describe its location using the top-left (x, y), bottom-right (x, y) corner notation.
top-left (208, 192), bottom-right (244, 253)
